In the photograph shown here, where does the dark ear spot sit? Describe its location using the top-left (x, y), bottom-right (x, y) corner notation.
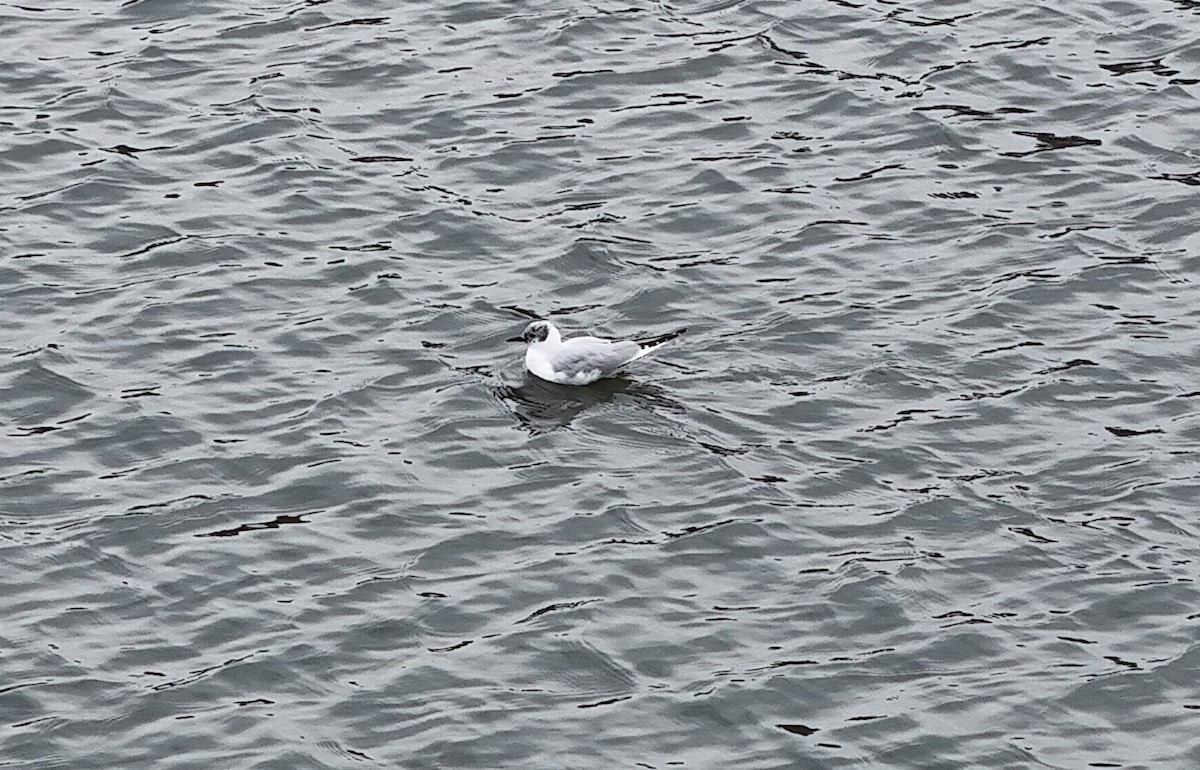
top-left (525, 322), bottom-right (549, 343)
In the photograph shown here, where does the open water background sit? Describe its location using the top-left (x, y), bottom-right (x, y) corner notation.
top-left (3, 1), bottom-right (1200, 768)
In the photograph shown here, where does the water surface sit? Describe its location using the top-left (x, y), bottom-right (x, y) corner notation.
top-left (3, 1), bottom-right (1200, 768)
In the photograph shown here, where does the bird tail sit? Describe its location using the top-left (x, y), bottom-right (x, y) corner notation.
top-left (629, 327), bottom-right (687, 361)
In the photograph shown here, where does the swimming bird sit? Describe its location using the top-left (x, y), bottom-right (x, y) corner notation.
top-left (507, 320), bottom-right (686, 385)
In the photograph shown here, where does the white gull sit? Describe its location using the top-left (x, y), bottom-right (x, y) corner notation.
top-left (508, 320), bottom-right (685, 385)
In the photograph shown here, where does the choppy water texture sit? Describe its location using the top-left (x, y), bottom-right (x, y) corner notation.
top-left (3, 1), bottom-right (1200, 767)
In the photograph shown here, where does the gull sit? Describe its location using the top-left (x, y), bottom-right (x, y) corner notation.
top-left (507, 320), bottom-right (686, 385)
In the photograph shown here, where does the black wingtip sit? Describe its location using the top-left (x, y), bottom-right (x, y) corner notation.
top-left (637, 327), bottom-right (687, 349)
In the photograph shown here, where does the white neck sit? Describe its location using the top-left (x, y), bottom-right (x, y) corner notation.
top-left (524, 324), bottom-right (564, 381)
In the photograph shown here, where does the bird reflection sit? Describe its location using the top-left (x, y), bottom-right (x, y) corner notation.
top-left (494, 373), bottom-right (684, 434)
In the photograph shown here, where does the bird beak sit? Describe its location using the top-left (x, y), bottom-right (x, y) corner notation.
top-left (505, 335), bottom-right (524, 343)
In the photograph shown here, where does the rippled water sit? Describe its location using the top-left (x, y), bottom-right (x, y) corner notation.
top-left (3, 1), bottom-right (1200, 767)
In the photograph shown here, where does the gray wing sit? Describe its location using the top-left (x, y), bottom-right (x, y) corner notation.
top-left (552, 338), bottom-right (641, 377)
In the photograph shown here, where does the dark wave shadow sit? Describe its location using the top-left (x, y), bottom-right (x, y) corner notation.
top-left (494, 374), bottom-right (684, 434)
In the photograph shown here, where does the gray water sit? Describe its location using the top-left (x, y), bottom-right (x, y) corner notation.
top-left (3, 1), bottom-right (1200, 768)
